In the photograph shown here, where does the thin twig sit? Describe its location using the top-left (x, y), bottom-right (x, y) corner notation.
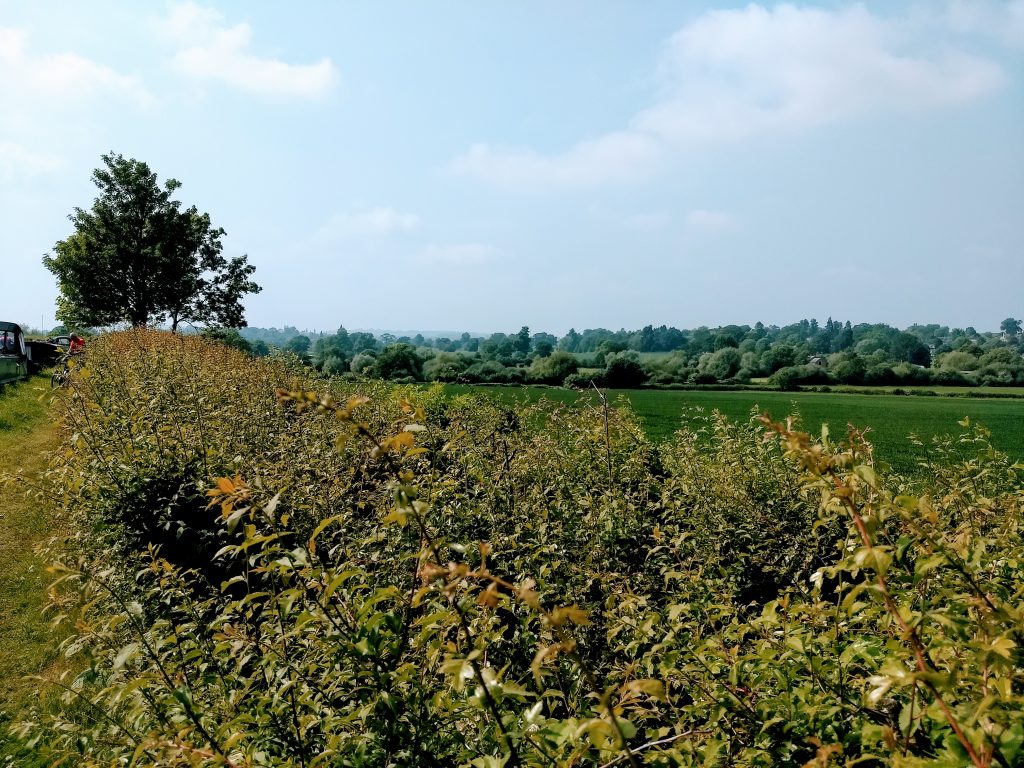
top-left (597, 730), bottom-right (706, 768)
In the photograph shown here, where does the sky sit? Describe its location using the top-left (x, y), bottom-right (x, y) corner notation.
top-left (1, 1), bottom-right (1022, 335)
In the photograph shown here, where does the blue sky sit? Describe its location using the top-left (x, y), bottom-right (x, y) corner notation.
top-left (2, 1), bottom-right (1022, 334)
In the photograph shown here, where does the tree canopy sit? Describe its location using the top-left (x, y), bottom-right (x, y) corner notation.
top-left (44, 153), bottom-right (260, 330)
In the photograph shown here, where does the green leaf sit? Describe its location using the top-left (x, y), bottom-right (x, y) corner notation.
top-left (914, 553), bottom-right (948, 584)
top-left (854, 464), bottom-right (878, 489)
top-left (112, 642), bottom-right (139, 670)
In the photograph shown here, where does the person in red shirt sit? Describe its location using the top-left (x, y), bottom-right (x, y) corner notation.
top-left (68, 334), bottom-right (86, 354)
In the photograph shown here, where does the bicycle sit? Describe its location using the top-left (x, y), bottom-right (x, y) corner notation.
top-left (51, 352), bottom-right (83, 388)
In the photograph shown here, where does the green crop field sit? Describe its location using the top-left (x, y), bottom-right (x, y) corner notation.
top-left (444, 385), bottom-right (1024, 477)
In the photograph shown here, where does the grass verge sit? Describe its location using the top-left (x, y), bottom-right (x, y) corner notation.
top-left (0, 375), bottom-right (65, 767)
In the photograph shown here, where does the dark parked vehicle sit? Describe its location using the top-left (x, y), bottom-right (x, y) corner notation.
top-left (0, 322), bottom-right (29, 385)
top-left (27, 339), bottom-right (63, 373)
top-left (48, 335), bottom-right (73, 348)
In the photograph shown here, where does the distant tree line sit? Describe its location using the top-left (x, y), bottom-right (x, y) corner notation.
top-left (201, 318), bottom-right (1024, 389)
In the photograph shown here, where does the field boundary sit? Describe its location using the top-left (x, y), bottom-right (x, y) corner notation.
top-left (451, 380), bottom-right (1024, 399)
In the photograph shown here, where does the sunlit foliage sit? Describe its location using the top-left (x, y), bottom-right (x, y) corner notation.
top-left (16, 331), bottom-right (1024, 767)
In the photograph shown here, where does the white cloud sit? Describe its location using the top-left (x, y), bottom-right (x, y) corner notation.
top-left (318, 206), bottom-right (421, 239)
top-left (685, 209), bottom-right (735, 233)
top-left (160, 2), bottom-right (336, 97)
top-left (0, 140), bottom-right (61, 180)
top-left (0, 26), bottom-right (151, 173)
top-left (645, 4), bottom-right (1005, 140)
top-left (0, 26), bottom-right (151, 107)
top-left (453, 3), bottom-right (1007, 191)
top-left (416, 243), bottom-right (496, 266)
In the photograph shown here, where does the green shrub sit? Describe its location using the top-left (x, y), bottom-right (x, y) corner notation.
top-left (603, 355), bottom-right (647, 388)
top-left (19, 331), bottom-right (1024, 768)
top-left (527, 350), bottom-right (579, 385)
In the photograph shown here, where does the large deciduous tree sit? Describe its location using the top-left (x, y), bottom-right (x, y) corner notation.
top-left (44, 153), bottom-right (261, 330)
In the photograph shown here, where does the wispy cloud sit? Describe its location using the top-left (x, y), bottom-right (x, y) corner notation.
top-left (942, 0), bottom-right (1024, 47)
top-left (160, 2), bottom-right (336, 98)
top-left (0, 26), bottom-right (151, 174)
top-left (317, 206), bottom-right (421, 240)
top-left (0, 26), bottom-right (151, 107)
top-left (452, 132), bottom-right (661, 190)
top-left (0, 140), bottom-right (61, 180)
top-left (685, 209), bottom-right (735, 233)
top-left (453, 4), bottom-right (1006, 191)
top-left (623, 211), bottom-right (671, 232)
top-left (416, 243), bottom-right (496, 266)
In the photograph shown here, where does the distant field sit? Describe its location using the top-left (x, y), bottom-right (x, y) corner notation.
top-left (443, 385), bottom-right (1024, 477)
top-left (635, 352), bottom-right (680, 362)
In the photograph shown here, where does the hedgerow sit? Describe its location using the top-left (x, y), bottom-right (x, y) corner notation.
top-left (14, 330), bottom-right (1024, 767)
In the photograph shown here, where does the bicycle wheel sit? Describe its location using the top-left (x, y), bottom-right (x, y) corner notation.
top-left (51, 369), bottom-right (66, 388)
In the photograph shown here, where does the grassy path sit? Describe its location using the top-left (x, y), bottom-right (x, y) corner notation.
top-left (0, 376), bottom-right (64, 766)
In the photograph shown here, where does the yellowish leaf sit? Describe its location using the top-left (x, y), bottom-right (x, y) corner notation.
top-left (549, 605), bottom-right (591, 628)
